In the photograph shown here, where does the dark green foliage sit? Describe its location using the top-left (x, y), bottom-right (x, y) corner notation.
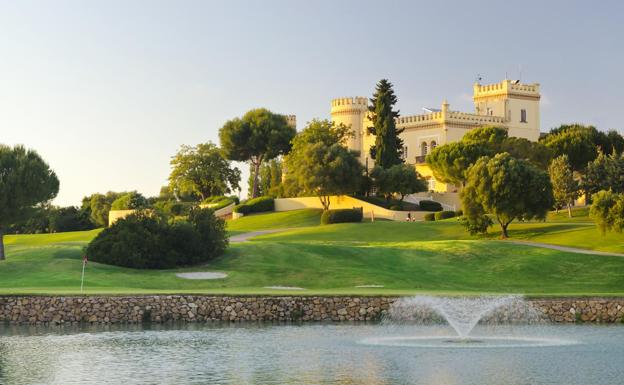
top-left (368, 79), bottom-right (404, 168)
top-left (427, 141), bottom-right (493, 185)
top-left (152, 200), bottom-right (195, 217)
top-left (111, 191), bottom-right (148, 211)
top-left (370, 164), bottom-right (427, 201)
top-left (233, 196), bottom-right (275, 214)
top-left (434, 211), bottom-right (456, 220)
top-left (582, 151), bottom-right (624, 198)
top-left (428, 126), bottom-right (552, 185)
top-left (540, 124), bottom-right (623, 172)
top-left (418, 200), bottom-right (443, 212)
top-left (86, 209), bottom-right (227, 269)
top-left (461, 153), bottom-right (554, 238)
top-left (320, 208), bottom-right (363, 225)
top-left (49, 207), bottom-right (94, 232)
top-left (455, 209), bottom-right (464, 217)
top-left (424, 213), bottom-right (436, 221)
top-left (169, 142), bottom-right (241, 200)
top-left (0, 145), bottom-right (59, 260)
top-left (82, 192), bottom-right (125, 227)
top-left (219, 108), bottom-right (296, 198)
top-left (590, 190), bottom-right (624, 234)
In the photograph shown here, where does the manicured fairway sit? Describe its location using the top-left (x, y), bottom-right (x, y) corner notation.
top-left (0, 208), bottom-right (622, 295)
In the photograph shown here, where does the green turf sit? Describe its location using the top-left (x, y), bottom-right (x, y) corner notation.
top-left (0, 208), bottom-right (622, 296)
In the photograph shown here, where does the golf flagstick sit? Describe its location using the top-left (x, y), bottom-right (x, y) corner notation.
top-left (80, 255), bottom-right (87, 293)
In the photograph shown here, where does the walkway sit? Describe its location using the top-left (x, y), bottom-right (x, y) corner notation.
top-left (507, 240), bottom-right (624, 257)
top-left (230, 229), bottom-right (291, 243)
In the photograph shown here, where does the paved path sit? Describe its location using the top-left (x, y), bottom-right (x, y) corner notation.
top-left (506, 240), bottom-right (624, 257)
top-left (230, 229), bottom-right (291, 243)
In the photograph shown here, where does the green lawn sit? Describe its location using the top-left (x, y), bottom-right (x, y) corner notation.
top-left (0, 208), bottom-right (623, 296)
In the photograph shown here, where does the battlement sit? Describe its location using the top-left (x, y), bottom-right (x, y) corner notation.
top-left (284, 114), bottom-right (296, 128)
top-left (331, 97), bottom-right (369, 109)
top-left (473, 79), bottom-right (540, 100)
top-left (397, 105), bottom-right (506, 128)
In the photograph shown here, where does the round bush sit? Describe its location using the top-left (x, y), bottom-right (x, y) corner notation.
top-left (110, 192), bottom-right (148, 210)
top-left (434, 210), bottom-right (456, 220)
top-left (424, 213), bottom-right (436, 221)
top-left (86, 209), bottom-right (227, 269)
top-left (233, 196), bottom-right (274, 214)
top-left (419, 200), bottom-right (443, 212)
top-left (321, 208), bottom-right (363, 225)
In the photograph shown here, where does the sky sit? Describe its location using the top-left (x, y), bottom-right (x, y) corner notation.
top-left (1, 0), bottom-right (623, 206)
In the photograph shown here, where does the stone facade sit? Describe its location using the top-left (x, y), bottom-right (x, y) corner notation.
top-left (0, 296), bottom-right (622, 325)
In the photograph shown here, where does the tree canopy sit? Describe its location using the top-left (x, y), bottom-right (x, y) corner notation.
top-left (370, 164), bottom-right (427, 202)
top-left (368, 79), bottom-right (404, 168)
top-left (219, 108), bottom-right (296, 198)
top-left (548, 155), bottom-right (579, 218)
top-left (461, 153), bottom-right (554, 238)
top-left (284, 120), bottom-right (363, 210)
top-left (539, 124), bottom-right (624, 172)
top-left (110, 191), bottom-right (149, 211)
top-left (169, 142), bottom-right (241, 201)
top-left (0, 145), bottom-right (59, 260)
top-left (582, 150), bottom-right (624, 198)
top-left (590, 190), bottom-right (624, 234)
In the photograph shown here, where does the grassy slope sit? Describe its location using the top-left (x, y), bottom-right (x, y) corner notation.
top-left (1, 208), bottom-right (623, 295)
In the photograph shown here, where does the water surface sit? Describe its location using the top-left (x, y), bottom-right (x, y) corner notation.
top-left (0, 323), bottom-right (622, 385)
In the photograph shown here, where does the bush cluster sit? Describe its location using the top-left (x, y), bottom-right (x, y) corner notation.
top-left (321, 208), bottom-right (363, 225)
top-left (233, 196), bottom-right (274, 214)
top-left (86, 208), bottom-right (228, 269)
top-left (434, 210), bottom-right (456, 220)
top-left (418, 200), bottom-right (443, 212)
top-left (424, 213), bottom-right (436, 221)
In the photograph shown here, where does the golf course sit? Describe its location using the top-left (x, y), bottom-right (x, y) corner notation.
top-left (1, 207), bottom-right (623, 296)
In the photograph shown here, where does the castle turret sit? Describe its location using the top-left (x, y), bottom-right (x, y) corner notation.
top-left (330, 97), bottom-right (369, 162)
top-left (473, 79), bottom-right (541, 141)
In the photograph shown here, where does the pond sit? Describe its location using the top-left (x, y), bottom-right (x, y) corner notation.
top-left (0, 322), bottom-right (623, 385)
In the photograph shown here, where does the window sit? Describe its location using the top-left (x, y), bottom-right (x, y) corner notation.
top-left (486, 107), bottom-right (492, 116)
top-left (428, 178), bottom-right (436, 191)
top-left (421, 142), bottom-right (428, 156)
top-left (520, 109), bottom-right (527, 123)
top-left (430, 141), bottom-right (437, 150)
top-left (402, 146), bottom-right (408, 160)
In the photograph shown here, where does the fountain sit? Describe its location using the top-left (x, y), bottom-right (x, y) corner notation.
top-left (361, 295), bottom-right (574, 348)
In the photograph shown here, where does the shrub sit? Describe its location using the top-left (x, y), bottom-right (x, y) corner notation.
top-left (321, 208), bottom-right (363, 225)
top-left (86, 209), bottom-right (227, 269)
top-left (424, 213), bottom-right (436, 221)
top-left (111, 192), bottom-right (148, 210)
top-left (233, 196), bottom-right (274, 214)
top-left (455, 209), bottom-right (464, 217)
top-left (419, 200), bottom-right (443, 212)
top-left (434, 210), bottom-right (456, 220)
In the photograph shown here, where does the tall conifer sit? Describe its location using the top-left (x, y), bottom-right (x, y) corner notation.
top-left (368, 79), bottom-right (404, 168)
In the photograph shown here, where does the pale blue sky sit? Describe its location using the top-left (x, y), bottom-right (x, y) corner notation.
top-left (1, 0), bottom-right (622, 205)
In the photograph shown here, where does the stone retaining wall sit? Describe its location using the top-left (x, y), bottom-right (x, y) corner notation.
top-left (0, 296), bottom-right (622, 325)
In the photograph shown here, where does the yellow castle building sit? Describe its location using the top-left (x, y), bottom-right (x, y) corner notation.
top-left (330, 79), bottom-right (541, 193)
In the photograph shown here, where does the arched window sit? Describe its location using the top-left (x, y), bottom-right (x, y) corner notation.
top-left (430, 141), bottom-right (437, 150)
top-left (421, 142), bottom-right (428, 156)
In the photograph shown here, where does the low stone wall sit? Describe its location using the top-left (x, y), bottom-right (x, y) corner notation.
top-left (0, 296), bottom-right (622, 325)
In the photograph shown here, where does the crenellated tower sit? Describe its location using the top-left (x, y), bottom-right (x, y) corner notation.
top-left (330, 97), bottom-right (370, 163)
top-left (473, 80), bottom-right (541, 141)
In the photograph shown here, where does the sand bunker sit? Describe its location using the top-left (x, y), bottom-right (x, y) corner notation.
top-left (176, 272), bottom-right (228, 280)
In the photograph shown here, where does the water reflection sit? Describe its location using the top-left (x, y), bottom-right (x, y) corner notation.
top-left (0, 323), bottom-right (623, 385)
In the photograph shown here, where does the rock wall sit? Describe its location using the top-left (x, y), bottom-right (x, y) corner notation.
top-left (0, 296), bottom-right (622, 325)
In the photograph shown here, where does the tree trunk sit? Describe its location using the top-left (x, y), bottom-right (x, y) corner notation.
top-left (0, 230), bottom-right (5, 261)
top-left (500, 224), bottom-right (509, 239)
top-left (251, 158), bottom-right (262, 198)
top-left (319, 196), bottom-right (330, 211)
top-left (567, 203), bottom-right (573, 218)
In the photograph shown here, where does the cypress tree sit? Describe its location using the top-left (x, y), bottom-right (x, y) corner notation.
top-left (368, 79), bottom-right (404, 168)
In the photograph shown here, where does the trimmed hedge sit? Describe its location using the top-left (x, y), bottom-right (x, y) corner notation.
top-left (419, 200), bottom-right (443, 212)
top-left (233, 196), bottom-right (275, 214)
top-left (434, 210), bottom-right (456, 220)
top-left (86, 209), bottom-right (227, 269)
top-left (424, 213), bottom-right (436, 221)
top-left (321, 208), bottom-right (363, 225)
